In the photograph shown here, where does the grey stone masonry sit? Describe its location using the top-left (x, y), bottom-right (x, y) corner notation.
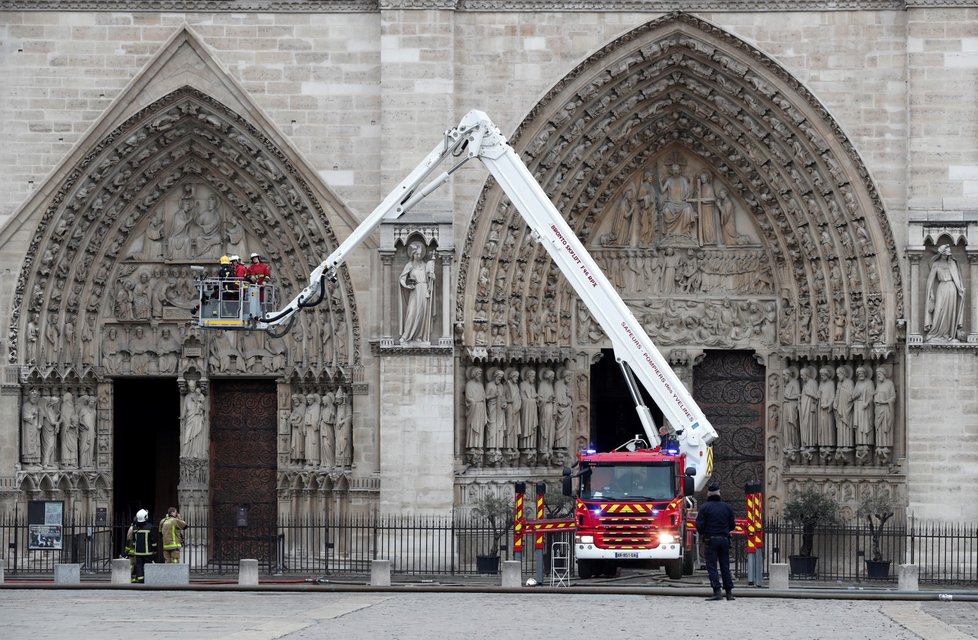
top-left (899, 564), bottom-right (920, 592)
top-left (501, 560), bottom-right (521, 588)
top-left (370, 559), bottom-right (391, 587)
top-left (111, 558), bottom-right (131, 585)
top-left (769, 563), bottom-right (790, 590)
top-left (53, 564), bottom-right (80, 584)
top-left (143, 563), bottom-right (189, 586)
top-left (238, 559), bottom-right (259, 586)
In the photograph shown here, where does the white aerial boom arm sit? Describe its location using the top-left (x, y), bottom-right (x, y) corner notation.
top-left (259, 110), bottom-right (719, 489)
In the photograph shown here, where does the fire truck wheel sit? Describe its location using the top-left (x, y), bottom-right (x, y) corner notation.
top-left (577, 560), bottom-right (595, 579)
top-left (683, 552), bottom-right (695, 576)
top-left (666, 559), bottom-right (683, 580)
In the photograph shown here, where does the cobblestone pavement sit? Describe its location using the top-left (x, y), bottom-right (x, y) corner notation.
top-left (0, 588), bottom-right (976, 640)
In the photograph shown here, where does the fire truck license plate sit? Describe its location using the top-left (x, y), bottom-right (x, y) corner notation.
top-left (614, 551), bottom-right (639, 559)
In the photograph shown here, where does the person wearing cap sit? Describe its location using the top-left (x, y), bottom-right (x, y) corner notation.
top-left (695, 482), bottom-right (736, 601)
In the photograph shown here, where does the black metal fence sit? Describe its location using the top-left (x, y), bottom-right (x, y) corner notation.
top-left (763, 517), bottom-right (978, 586)
top-left (1, 512), bottom-right (974, 585)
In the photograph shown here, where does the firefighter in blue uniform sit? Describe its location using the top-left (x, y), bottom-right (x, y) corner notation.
top-left (126, 509), bottom-right (157, 583)
top-left (695, 483), bottom-right (736, 601)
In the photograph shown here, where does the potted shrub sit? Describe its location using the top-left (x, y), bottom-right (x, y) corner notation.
top-left (857, 492), bottom-right (896, 579)
top-left (783, 486), bottom-right (840, 577)
top-left (471, 493), bottom-right (515, 574)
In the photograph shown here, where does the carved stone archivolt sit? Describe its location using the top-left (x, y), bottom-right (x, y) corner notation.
top-left (9, 86), bottom-right (361, 377)
top-left (457, 13), bottom-right (902, 361)
top-left (454, 14), bottom-right (904, 504)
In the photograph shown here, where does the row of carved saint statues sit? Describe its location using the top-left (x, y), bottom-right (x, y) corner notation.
top-left (20, 387), bottom-right (97, 469)
top-left (286, 389), bottom-right (354, 470)
top-left (463, 365), bottom-right (586, 468)
top-left (782, 362), bottom-right (897, 467)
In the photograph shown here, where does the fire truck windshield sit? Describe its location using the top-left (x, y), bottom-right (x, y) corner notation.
top-left (581, 463), bottom-right (676, 502)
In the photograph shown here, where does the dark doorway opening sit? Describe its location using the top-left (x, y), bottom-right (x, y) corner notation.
top-left (112, 379), bottom-right (180, 525)
top-left (590, 349), bottom-right (664, 452)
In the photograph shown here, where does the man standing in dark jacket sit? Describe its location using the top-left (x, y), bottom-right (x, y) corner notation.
top-left (695, 483), bottom-right (736, 601)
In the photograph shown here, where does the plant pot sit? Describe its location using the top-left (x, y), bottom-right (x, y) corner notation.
top-left (476, 554), bottom-right (500, 575)
top-left (788, 555), bottom-right (818, 577)
top-left (865, 559), bottom-right (891, 579)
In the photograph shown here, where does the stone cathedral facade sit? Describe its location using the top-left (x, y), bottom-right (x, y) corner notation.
top-left (0, 2), bottom-right (976, 532)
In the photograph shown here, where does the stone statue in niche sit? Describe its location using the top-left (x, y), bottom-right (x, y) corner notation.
top-left (21, 388), bottom-right (41, 465)
top-left (78, 393), bottom-right (96, 469)
top-left (59, 391), bottom-right (78, 468)
top-left (924, 244), bottom-right (965, 341)
top-left (334, 387), bottom-right (353, 467)
top-left (536, 367), bottom-right (556, 465)
top-left (696, 171), bottom-right (718, 246)
top-left (196, 195), bottom-right (223, 259)
top-left (40, 389), bottom-right (61, 468)
top-left (168, 184), bottom-right (198, 259)
top-left (519, 367), bottom-right (538, 466)
top-left (157, 326), bottom-right (181, 374)
top-left (833, 364), bottom-right (855, 463)
top-left (398, 240), bottom-right (436, 344)
top-left (553, 368), bottom-right (573, 464)
top-left (659, 162), bottom-right (699, 246)
top-left (289, 393), bottom-right (305, 466)
top-left (816, 366), bottom-right (836, 465)
top-left (597, 186), bottom-right (639, 246)
top-left (852, 365), bottom-right (875, 464)
top-left (303, 392), bottom-right (321, 468)
top-left (484, 367), bottom-right (505, 467)
top-left (102, 326), bottom-right (128, 371)
top-left (873, 365), bottom-right (896, 465)
top-left (320, 390), bottom-right (336, 469)
top-left (717, 186), bottom-right (750, 246)
top-left (129, 326), bottom-right (155, 374)
top-left (503, 368), bottom-right (521, 462)
top-left (798, 365), bottom-right (818, 463)
top-left (180, 380), bottom-right (207, 459)
top-left (464, 366), bottom-right (487, 465)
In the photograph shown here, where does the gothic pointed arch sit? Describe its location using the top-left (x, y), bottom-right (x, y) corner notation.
top-left (3, 27), bottom-right (363, 374)
top-left (457, 12), bottom-right (903, 361)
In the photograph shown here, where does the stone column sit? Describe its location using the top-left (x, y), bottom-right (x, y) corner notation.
top-left (381, 253), bottom-right (395, 346)
top-left (969, 253), bottom-right (978, 343)
top-left (439, 251), bottom-right (453, 346)
top-left (907, 253), bottom-right (922, 342)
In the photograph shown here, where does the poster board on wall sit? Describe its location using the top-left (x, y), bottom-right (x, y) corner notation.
top-left (28, 500), bottom-right (64, 550)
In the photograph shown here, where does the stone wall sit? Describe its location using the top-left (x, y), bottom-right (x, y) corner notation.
top-left (0, 5), bottom-right (976, 521)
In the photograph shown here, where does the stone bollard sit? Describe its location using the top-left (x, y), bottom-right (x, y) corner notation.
top-left (0, 562), bottom-right (4, 584)
top-left (370, 559), bottom-right (391, 587)
top-left (500, 560), bottom-right (522, 588)
top-left (898, 564), bottom-right (919, 592)
top-left (54, 564), bottom-right (81, 584)
top-left (144, 563), bottom-right (189, 586)
top-left (768, 563), bottom-right (789, 590)
top-left (111, 558), bottom-right (131, 585)
top-left (238, 559), bottom-right (259, 586)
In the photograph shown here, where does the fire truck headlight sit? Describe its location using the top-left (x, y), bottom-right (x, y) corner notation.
top-left (658, 533), bottom-right (675, 545)
top-left (576, 535), bottom-right (594, 544)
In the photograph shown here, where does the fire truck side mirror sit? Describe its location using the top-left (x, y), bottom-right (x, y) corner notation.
top-left (682, 476), bottom-right (695, 497)
top-left (561, 467), bottom-right (573, 497)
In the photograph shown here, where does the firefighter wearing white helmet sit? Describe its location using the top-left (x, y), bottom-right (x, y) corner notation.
top-left (126, 508), bottom-right (157, 583)
top-left (247, 251), bottom-right (272, 285)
